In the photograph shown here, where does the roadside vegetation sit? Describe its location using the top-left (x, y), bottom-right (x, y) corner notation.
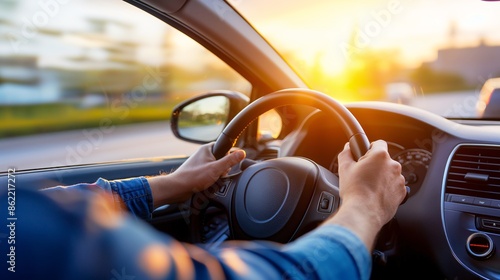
top-left (0, 102), bottom-right (173, 138)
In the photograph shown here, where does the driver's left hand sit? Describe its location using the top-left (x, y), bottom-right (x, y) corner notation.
top-left (149, 143), bottom-right (246, 207)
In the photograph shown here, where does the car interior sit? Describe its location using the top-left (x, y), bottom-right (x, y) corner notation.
top-left (2, 0), bottom-right (500, 279)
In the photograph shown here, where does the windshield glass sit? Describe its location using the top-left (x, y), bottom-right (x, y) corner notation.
top-left (232, 0), bottom-right (500, 119)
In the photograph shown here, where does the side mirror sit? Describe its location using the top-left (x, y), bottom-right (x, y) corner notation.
top-left (171, 91), bottom-right (249, 144)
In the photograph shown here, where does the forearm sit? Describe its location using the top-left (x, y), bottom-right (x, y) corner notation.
top-left (148, 173), bottom-right (189, 208)
top-left (324, 200), bottom-right (383, 251)
top-left (335, 140), bottom-right (406, 251)
top-left (43, 177), bottom-right (154, 220)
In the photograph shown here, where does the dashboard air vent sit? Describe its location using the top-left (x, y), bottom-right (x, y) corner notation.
top-left (445, 145), bottom-right (500, 199)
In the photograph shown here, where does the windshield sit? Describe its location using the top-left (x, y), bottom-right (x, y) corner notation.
top-left (232, 0), bottom-right (500, 119)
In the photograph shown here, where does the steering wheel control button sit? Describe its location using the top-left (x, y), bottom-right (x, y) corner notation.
top-left (216, 180), bottom-right (230, 197)
top-left (318, 192), bottom-right (334, 213)
top-left (466, 233), bottom-right (494, 259)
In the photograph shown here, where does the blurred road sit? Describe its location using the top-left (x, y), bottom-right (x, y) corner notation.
top-left (1, 121), bottom-right (200, 171)
top-left (1, 90), bottom-right (480, 172)
top-left (409, 90), bottom-right (479, 118)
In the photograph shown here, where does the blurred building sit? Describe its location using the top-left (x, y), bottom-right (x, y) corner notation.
top-left (429, 41), bottom-right (500, 85)
top-left (0, 14), bottom-right (154, 106)
top-left (0, 56), bottom-right (64, 104)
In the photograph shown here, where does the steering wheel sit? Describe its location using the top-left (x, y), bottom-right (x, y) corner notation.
top-left (190, 88), bottom-right (370, 243)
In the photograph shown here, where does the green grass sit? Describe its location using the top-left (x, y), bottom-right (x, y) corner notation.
top-left (0, 102), bottom-right (176, 138)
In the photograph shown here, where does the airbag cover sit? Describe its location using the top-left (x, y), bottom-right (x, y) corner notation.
top-left (234, 158), bottom-right (317, 238)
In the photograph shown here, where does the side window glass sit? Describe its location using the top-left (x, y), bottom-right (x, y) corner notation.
top-left (0, 1), bottom-right (250, 171)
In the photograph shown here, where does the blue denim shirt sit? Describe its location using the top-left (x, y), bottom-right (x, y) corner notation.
top-left (0, 177), bottom-right (371, 280)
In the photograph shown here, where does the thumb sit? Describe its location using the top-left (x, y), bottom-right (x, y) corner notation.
top-left (214, 149), bottom-right (246, 174)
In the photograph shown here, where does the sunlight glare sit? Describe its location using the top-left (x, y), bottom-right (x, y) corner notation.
top-left (139, 244), bottom-right (172, 279)
top-left (220, 250), bottom-right (249, 276)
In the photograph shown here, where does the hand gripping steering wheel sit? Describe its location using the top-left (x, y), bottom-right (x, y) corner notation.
top-left (190, 88), bottom-right (370, 243)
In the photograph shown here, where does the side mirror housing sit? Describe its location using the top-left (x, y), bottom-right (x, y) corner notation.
top-left (171, 91), bottom-right (249, 144)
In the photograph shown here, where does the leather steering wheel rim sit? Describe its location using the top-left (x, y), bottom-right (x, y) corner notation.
top-left (212, 88), bottom-right (370, 160)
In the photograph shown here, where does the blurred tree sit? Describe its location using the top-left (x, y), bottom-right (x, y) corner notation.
top-left (410, 64), bottom-right (467, 93)
top-left (342, 48), bottom-right (403, 100)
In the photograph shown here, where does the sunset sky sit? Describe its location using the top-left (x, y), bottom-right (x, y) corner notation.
top-left (231, 0), bottom-right (500, 73)
top-left (3, 0), bottom-right (500, 74)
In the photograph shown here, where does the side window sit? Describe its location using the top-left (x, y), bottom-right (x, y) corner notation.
top-left (0, 1), bottom-right (250, 171)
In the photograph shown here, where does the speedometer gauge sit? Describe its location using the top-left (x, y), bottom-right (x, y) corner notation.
top-left (393, 149), bottom-right (432, 196)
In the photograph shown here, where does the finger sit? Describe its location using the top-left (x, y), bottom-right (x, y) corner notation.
top-left (355, 140), bottom-right (388, 161)
top-left (337, 142), bottom-right (355, 169)
top-left (338, 142), bottom-right (353, 158)
top-left (367, 140), bottom-right (388, 153)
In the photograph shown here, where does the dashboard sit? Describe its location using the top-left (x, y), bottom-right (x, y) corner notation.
top-left (279, 102), bottom-right (500, 279)
top-left (281, 103), bottom-right (435, 198)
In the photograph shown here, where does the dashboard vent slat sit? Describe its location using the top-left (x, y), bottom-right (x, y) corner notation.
top-left (445, 145), bottom-right (500, 199)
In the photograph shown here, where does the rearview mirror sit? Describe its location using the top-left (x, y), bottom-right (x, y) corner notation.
top-left (171, 91), bottom-right (249, 144)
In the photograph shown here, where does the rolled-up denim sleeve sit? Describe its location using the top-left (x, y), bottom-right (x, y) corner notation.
top-left (42, 177), bottom-right (154, 220)
top-left (106, 177), bottom-right (153, 220)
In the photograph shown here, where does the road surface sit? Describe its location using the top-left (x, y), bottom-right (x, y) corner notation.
top-left (408, 90), bottom-right (479, 118)
top-left (1, 121), bottom-right (200, 171)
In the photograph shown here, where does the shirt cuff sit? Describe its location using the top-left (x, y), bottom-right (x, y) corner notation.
top-left (98, 177), bottom-right (154, 220)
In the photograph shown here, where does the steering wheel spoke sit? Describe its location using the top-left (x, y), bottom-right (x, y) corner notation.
top-left (292, 166), bottom-right (341, 238)
top-left (194, 176), bottom-right (239, 209)
top-left (189, 176), bottom-right (238, 242)
top-left (230, 157), bottom-right (341, 242)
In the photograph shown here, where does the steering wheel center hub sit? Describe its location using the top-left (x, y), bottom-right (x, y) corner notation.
top-left (233, 158), bottom-right (320, 240)
top-left (244, 168), bottom-right (289, 223)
